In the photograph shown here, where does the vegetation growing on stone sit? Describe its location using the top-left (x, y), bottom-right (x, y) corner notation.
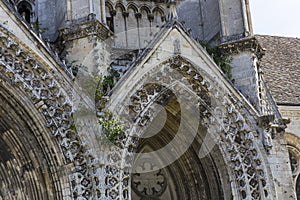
top-left (31, 19), bottom-right (48, 34)
top-left (68, 62), bottom-right (123, 145)
top-left (199, 41), bottom-right (233, 80)
top-left (98, 110), bottom-right (124, 146)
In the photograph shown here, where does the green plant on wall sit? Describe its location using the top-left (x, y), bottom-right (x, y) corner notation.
top-left (68, 61), bottom-right (120, 100)
top-left (68, 61), bottom-right (123, 144)
top-left (99, 110), bottom-right (124, 146)
top-left (101, 67), bottom-right (120, 94)
top-left (199, 41), bottom-right (233, 79)
top-left (31, 19), bottom-right (48, 34)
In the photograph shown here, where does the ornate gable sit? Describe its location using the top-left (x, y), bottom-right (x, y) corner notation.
top-left (100, 24), bottom-right (277, 199)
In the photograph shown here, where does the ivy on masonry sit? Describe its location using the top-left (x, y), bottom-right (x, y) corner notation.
top-left (101, 67), bottom-right (120, 95)
top-left (199, 41), bottom-right (233, 80)
top-left (68, 62), bottom-right (120, 100)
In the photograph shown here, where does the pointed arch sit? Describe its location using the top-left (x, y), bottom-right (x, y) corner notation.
top-left (0, 26), bottom-right (99, 199)
top-left (114, 2), bottom-right (125, 12)
top-left (152, 6), bottom-right (166, 27)
top-left (105, 1), bottom-right (115, 32)
top-left (127, 3), bottom-right (138, 13)
top-left (105, 0), bottom-right (114, 12)
top-left (151, 6), bottom-right (165, 16)
top-left (140, 5), bottom-right (151, 14)
top-left (104, 55), bottom-right (274, 199)
top-left (16, 0), bottom-right (33, 23)
top-left (286, 132), bottom-right (300, 198)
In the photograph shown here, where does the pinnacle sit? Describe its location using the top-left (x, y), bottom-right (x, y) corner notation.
top-left (166, 0), bottom-right (178, 22)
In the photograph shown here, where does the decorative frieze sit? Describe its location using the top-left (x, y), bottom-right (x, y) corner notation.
top-left (219, 37), bottom-right (265, 59)
top-left (59, 19), bottom-right (111, 42)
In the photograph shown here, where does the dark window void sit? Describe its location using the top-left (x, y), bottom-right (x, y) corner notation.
top-left (17, 1), bottom-right (32, 23)
top-left (297, 175), bottom-right (300, 199)
top-left (106, 17), bottom-right (114, 32)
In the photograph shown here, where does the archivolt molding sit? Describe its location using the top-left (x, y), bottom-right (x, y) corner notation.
top-left (104, 55), bottom-right (274, 199)
top-left (0, 27), bottom-right (101, 199)
top-left (286, 133), bottom-right (300, 177)
top-left (286, 132), bottom-right (300, 151)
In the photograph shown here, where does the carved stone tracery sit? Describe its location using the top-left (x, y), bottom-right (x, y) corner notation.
top-left (0, 27), bottom-right (101, 199)
top-left (102, 55), bottom-right (272, 199)
top-left (132, 161), bottom-right (167, 198)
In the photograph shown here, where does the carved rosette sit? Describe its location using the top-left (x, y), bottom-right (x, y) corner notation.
top-left (132, 160), bottom-right (167, 198)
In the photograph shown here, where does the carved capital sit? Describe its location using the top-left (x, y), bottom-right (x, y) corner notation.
top-left (148, 14), bottom-right (154, 21)
top-left (122, 11), bottom-right (129, 18)
top-left (110, 10), bottom-right (116, 17)
top-left (135, 12), bottom-right (142, 19)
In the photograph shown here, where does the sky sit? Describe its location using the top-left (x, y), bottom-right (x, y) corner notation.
top-left (249, 0), bottom-right (300, 37)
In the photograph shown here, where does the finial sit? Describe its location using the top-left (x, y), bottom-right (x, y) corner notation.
top-left (166, 0), bottom-right (178, 22)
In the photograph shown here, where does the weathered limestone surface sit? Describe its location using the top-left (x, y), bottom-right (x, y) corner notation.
top-left (280, 106), bottom-right (300, 137)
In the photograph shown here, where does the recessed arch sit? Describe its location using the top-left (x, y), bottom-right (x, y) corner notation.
top-left (0, 26), bottom-right (98, 199)
top-left (105, 1), bottom-right (114, 12)
top-left (105, 55), bottom-right (273, 200)
top-left (152, 6), bottom-right (165, 16)
top-left (130, 92), bottom-right (226, 199)
top-left (140, 5), bottom-right (151, 14)
top-left (286, 132), bottom-right (300, 198)
top-left (17, 0), bottom-right (33, 23)
top-left (127, 3), bottom-right (138, 13)
top-left (105, 1), bottom-right (115, 32)
top-left (115, 2), bottom-right (126, 12)
top-left (0, 76), bottom-right (66, 199)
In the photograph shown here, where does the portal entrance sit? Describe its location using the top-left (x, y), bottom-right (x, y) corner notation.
top-left (130, 94), bottom-right (224, 199)
top-left (0, 87), bottom-right (60, 199)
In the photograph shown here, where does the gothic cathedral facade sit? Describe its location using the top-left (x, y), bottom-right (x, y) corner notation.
top-left (0, 0), bottom-right (299, 199)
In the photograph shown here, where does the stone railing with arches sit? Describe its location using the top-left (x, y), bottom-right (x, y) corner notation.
top-left (105, 0), bottom-right (167, 49)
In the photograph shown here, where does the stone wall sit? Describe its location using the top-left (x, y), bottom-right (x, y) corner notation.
top-left (279, 105), bottom-right (300, 137)
top-left (177, 0), bottom-right (221, 43)
top-left (36, 0), bottom-right (67, 41)
top-left (219, 0), bottom-right (252, 41)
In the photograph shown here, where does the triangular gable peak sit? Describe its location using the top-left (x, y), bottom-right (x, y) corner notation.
top-left (109, 23), bottom-right (257, 114)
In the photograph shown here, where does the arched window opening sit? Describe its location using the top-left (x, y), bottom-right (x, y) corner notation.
top-left (17, 1), bottom-right (32, 23)
top-left (107, 10), bottom-right (116, 32)
top-left (105, 3), bottom-right (115, 33)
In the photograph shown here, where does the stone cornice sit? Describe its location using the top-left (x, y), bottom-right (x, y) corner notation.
top-left (218, 37), bottom-right (265, 59)
top-left (59, 19), bottom-right (112, 42)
